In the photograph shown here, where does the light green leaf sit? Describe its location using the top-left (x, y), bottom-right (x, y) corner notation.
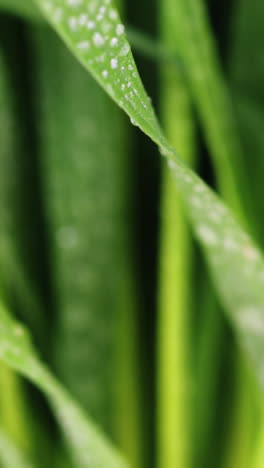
top-left (0, 428), bottom-right (36, 468)
top-left (157, 1), bottom-right (195, 465)
top-left (0, 299), bottom-right (128, 468)
top-left (229, 2), bottom-right (264, 465)
top-left (32, 0), bottom-right (264, 392)
top-left (0, 0), bottom-right (178, 70)
top-left (162, 0), bottom-right (254, 231)
top-left (167, 2), bottom-right (260, 466)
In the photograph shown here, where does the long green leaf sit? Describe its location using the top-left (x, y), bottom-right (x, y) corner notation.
top-left (31, 0), bottom-right (264, 392)
top-left (0, 428), bottom-right (36, 468)
top-left (0, 298), bottom-right (128, 468)
top-left (162, 0), bottom-right (255, 234)
top-left (228, 1), bottom-right (264, 466)
top-left (157, 1), bottom-right (195, 465)
top-left (0, 37), bottom-right (41, 460)
top-left (169, 2), bottom-right (259, 466)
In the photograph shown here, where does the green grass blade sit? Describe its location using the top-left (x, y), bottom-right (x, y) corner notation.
top-left (0, 42), bottom-right (38, 459)
top-left (0, 1), bottom-right (180, 71)
top-left (192, 277), bottom-right (225, 468)
top-left (229, 0), bottom-right (264, 241)
top-left (0, 428), bottom-right (36, 468)
top-left (158, 3), bottom-right (195, 465)
top-left (223, 357), bottom-right (258, 468)
top-left (229, 1), bottom-right (264, 465)
top-left (159, 0), bottom-right (255, 235)
top-left (254, 413), bottom-right (264, 468)
top-left (0, 298), bottom-right (128, 468)
top-left (32, 0), bottom-right (264, 394)
top-left (157, 112), bottom-right (193, 468)
top-left (167, 1), bottom-right (259, 465)
top-left (0, 363), bottom-right (31, 455)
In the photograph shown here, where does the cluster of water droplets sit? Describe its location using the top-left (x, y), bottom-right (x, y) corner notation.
top-left (41, 0), bottom-right (157, 131)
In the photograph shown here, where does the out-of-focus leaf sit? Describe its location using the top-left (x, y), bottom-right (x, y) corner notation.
top-left (0, 428), bottom-right (36, 468)
top-left (229, 0), bottom-right (264, 234)
top-left (0, 298), bottom-right (128, 468)
top-left (157, 0), bottom-right (195, 466)
top-left (31, 24), bottom-right (142, 466)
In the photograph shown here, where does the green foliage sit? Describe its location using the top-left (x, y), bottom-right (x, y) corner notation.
top-left (1, 0), bottom-right (264, 467)
top-left (157, 1), bottom-right (195, 465)
top-left (0, 297), bottom-right (128, 468)
top-left (0, 428), bottom-right (35, 468)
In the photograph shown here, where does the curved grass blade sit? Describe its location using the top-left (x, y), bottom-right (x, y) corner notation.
top-left (0, 0), bottom-right (179, 72)
top-left (0, 298), bottom-right (128, 468)
top-left (0, 428), bottom-right (36, 468)
top-left (32, 0), bottom-right (264, 394)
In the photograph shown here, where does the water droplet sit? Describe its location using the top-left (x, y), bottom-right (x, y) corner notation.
top-left (68, 16), bottom-right (78, 31)
top-left (168, 159), bottom-right (177, 170)
top-left (120, 43), bottom-right (130, 56)
top-left (197, 225), bottom-right (218, 246)
top-left (111, 58), bottom-right (118, 69)
top-left (67, 0), bottom-right (83, 6)
top-left (107, 84), bottom-right (114, 95)
top-left (110, 37), bottom-right (118, 46)
top-left (239, 306), bottom-right (264, 336)
top-left (79, 14), bottom-right (88, 26)
top-left (53, 7), bottom-right (63, 23)
top-left (109, 9), bottom-right (118, 20)
top-left (87, 21), bottom-right (95, 29)
top-left (93, 32), bottom-right (105, 46)
top-left (116, 24), bottom-right (125, 35)
top-left (77, 41), bottom-right (90, 50)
